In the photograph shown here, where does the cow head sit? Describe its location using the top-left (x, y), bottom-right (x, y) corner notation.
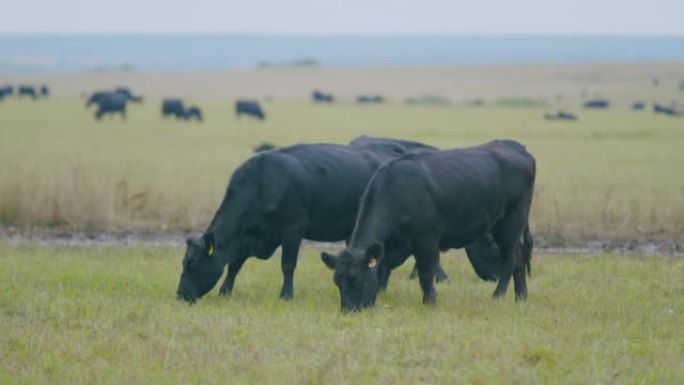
top-left (321, 243), bottom-right (384, 312)
top-left (176, 233), bottom-right (224, 303)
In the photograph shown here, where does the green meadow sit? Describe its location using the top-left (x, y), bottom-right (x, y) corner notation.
top-left (1, 242), bottom-right (682, 384)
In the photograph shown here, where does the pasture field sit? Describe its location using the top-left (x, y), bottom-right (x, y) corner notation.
top-left (1, 76), bottom-right (684, 243)
top-left (2, 63), bottom-right (684, 243)
top-left (1, 241), bottom-right (683, 384)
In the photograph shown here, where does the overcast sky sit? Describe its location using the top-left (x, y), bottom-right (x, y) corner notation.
top-left (4, 0), bottom-right (684, 35)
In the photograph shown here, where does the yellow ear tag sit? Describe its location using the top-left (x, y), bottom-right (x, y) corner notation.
top-left (207, 244), bottom-right (214, 256)
top-left (368, 257), bottom-right (377, 268)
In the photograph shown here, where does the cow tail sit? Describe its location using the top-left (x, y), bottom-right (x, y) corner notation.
top-left (520, 224), bottom-right (533, 277)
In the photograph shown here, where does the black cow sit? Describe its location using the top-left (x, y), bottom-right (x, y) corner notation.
top-left (162, 99), bottom-right (185, 119)
top-left (544, 111), bottom-right (577, 121)
top-left (40, 85), bottom-right (49, 97)
top-left (357, 95), bottom-right (384, 104)
top-left (18, 85), bottom-right (38, 100)
top-left (350, 136), bottom-right (501, 286)
top-left (583, 99), bottom-right (609, 109)
top-left (632, 102), bottom-right (646, 110)
top-left (183, 106), bottom-right (203, 121)
top-left (0, 86), bottom-right (9, 100)
top-left (236, 100), bottom-right (265, 120)
top-left (0, 85), bottom-right (13, 97)
top-left (312, 89), bottom-right (334, 103)
top-left (94, 92), bottom-right (127, 120)
top-left (653, 103), bottom-right (682, 116)
top-left (321, 140), bottom-right (536, 311)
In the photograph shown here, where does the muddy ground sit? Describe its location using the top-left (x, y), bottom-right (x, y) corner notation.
top-left (1, 227), bottom-right (682, 256)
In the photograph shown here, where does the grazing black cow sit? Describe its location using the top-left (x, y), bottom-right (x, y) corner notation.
top-left (0, 86), bottom-right (10, 100)
top-left (183, 106), bottom-right (203, 121)
top-left (350, 135), bottom-right (503, 287)
top-left (0, 85), bottom-right (13, 97)
top-left (583, 99), bottom-right (609, 109)
top-left (632, 102), bottom-right (646, 110)
top-left (94, 92), bottom-right (127, 120)
top-left (18, 85), bottom-right (38, 100)
top-left (653, 103), bottom-right (682, 116)
top-left (253, 143), bottom-right (277, 152)
top-left (40, 85), bottom-right (49, 97)
top-left (357, 95), bottom-right (384, 104)
top-left (321, 140), bottom-right (536, 312)
top-left (312, 89), bottom-right (334, 103)
top-left (544, 111), bottom-right (577, 121)
top-left (162, 99), bottom-right (185, 119)
top-left (236, 100), bottom-right (265, 120)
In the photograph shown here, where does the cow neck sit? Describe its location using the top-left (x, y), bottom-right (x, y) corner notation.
top-left (348, 208), bottom-right (393, 251)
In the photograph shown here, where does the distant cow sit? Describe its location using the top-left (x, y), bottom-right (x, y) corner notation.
top-left (162, 99), bottom-right (185, 119)
top-left (0, 85), bottom-right (13, 97)
top-left (357, 95), bottom-right (384, 104)
top-left (88, 89), bottom-right (139, 108)
top-left (312, 89), bottom-right (334, 103)
top-left (321, 140), bottom-right (535, 311)
top-left (583, 99), bottom-right (609, 109)
top-left (94, 92), bottom-right (127, 120)
top-left (544, 111), bottom-right (577, 121)
top-left (0, 85), bottom-right (11, 100)
top-left (18, 85), bottom-right (38, 100)
top-left (632, 102), bottom-right (646, 110)
top-left (653, 103), bottom-right (682, 116)
top-left (40, 85), bottom-right (49, 97)
top-left (183, 106), bottom-right (203, 121)
top-left (236, 100), bottom-right (265, 120)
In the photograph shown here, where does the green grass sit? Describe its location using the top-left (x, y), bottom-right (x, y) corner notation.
top-left (1, 96), bottom-right (684, 241)
top-left (1, 241), bottom-right (682, 384)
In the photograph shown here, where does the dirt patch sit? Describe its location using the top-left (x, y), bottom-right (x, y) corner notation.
top-left (1, 227), bottom-right (682, 256)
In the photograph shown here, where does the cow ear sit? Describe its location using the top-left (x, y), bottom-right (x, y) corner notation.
top-left (320, 252), bottom-right (337, 270)
top-left (202, 233), bottom-right (215, 256)
top-left (365, 243), bottom-right (383, 268)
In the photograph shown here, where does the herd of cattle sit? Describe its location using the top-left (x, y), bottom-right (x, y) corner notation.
top-left (0, 84), bottom-right (49, 100)
top-left (176, 135), bottom-right (536, 312)
top-left (544, 98), bottom-right (683, 121)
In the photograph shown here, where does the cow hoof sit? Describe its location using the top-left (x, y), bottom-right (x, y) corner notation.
top-left (422, 294), bottom-right (437, 306)
top-left (279, 292), bottom-right (293, 300)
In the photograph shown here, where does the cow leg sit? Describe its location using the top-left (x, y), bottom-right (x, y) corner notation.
top-left (378, 242), bottom-right (411, 291)
top-left (219, 256), bottom-right (247, 296)
top-left (491, 209), bottom-right (529, 300)
top-left (512, 225), bottom-right (533, 301)
top-left (279, 227), bottom-right (303, 300)
top-left (409, 258), bottom-right (448, 283)
top-left (413, 236), bottom-right (439, 305)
